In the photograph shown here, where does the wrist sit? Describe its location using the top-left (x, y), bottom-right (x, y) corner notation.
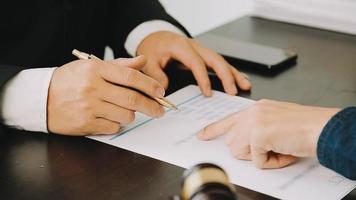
top-left (309, 107), bottom-right (340, 157)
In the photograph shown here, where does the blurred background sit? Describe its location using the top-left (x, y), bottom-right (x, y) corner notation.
top-left (159, 0), bottom-right (251, 36)
top-left (105, 0), bottom-right (356, 59)
top-left (160, 0), bottom-right (356, 36)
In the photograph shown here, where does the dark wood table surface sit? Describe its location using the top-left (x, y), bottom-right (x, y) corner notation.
top-left (0, 17), bottom-right (355, 200)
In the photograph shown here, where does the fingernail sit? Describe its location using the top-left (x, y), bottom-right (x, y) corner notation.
top-left (230, 86), bottom-right (238, 95)
top-left (241, 73), bottom-right (249, 79)
top-left (243, 77), bottom-right (251, 83)
top-left (197, 131), bottom-right (205, 140)
top-left (205, 89), bottom-right (212, 97)
top-left (156, 87), bottom-right (165, 98)
top-left (157, 107), bottom-right (165, 117)
top-left (243, 79), bottom-right (252, 88)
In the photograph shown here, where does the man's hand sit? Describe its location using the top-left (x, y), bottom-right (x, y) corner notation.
top-left (48, 56), bottom-right (165, 136)
top-left (137, 31), bottom-right (251, 97)
top-left (197, 100), bottom-right (340, 169)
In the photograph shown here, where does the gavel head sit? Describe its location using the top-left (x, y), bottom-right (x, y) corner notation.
top-left (180, 163), bottom-right (237, 200)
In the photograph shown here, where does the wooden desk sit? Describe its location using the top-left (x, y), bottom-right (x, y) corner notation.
top-left (0, 17), bottom-right (355, 200)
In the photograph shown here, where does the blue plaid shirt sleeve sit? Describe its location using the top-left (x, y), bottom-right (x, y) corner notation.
top-left (317, 107), bottom-right (356, 180)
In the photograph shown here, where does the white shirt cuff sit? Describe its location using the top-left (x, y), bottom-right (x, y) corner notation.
top-left (124, 20), bottom-right (187, 56)
top-left (0, 67), bottom-right (56, 133)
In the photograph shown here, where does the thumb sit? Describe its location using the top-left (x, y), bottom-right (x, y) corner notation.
top-left (109, 55), bottom-right (146, 70)
top-left (142, 60), bottom-right (169, 89)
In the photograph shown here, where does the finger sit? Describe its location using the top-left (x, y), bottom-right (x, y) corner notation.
top-left (226, 128), bottom-right (251, 160)
top-left (170, 40), bottom-right (212, 96)
top-left (99, 61), bottom-right (165, 98)
top-left (225, 130), bottom-right (236, 145)
top-left (224, 120), bottom-right (249, 145)
top-left (230, 66), bottom-right (252, 90)
top-left (230, 144), bottom-right (251, 161)
top-left (108, 55), bottom-right (146, 70)
top-left (197, 114), bottom-right (237, 140)
top-left (251, 147), bottom-right (297, 169)
top-left (100, 83), bottom-right (165, 118)
top-left (191, 41), bottom-right (237, 95)
top-left (91, 118), bottom-right (121, 135)
top-left (142, 60), bottom-right (169, 89)
top-left (240, 72), bottom-right (249, 79)
top-left (94, 101), bottom-right (135, 124)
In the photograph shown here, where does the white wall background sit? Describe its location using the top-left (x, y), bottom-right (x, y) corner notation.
top-left (159, 0), bottom-right (356, 36)
top-left (105, 0), bottom-right (356, 59)
top-left (159, 0), bottom-right (252, 36)
top-left (254, 0), bottom-right (356, 35)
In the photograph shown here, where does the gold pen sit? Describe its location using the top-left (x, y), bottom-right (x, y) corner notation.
top-left (72, 49), bottom-right (178, 110)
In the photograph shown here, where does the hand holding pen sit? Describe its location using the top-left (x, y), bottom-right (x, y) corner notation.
top-left (72, 49), bottom-right (178, 110)
top-left (47, 50), bottom-right (169, 136)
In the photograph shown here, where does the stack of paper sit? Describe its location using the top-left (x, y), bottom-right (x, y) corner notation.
top-left (254, 0), bottom-right (356, 35)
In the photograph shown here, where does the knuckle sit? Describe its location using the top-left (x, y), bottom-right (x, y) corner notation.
top-left (107, 123), bottom-right (121, 134)
top-left (257, 99), bottom-right (270, 106)
top-left (174, 35), bottom-right (188, 44)
top-left (76, 116), bottom-right (92, 131)
top-left (150, 82), bottom-right (161, 94)
top-left (123, 69), bottom-right (139, 83)
top-left (119, 110), bottom-right (135, 124)
top-left (191, 58), bottom-right (205, 69)
top-left (126, 92), bottom-right (139, 107)
top-left (83, 60), bottom-right (99, 74)
top-left (125, 111), bottom-right (135, 123)
top-left (79, 81), bottom-right (97, 96)
top-left (150, 103), bottom-right (163, 117)
top-left (78, 100), bottom-right (94, 114)
top-left (171, 36), bottom-right (190, 51)
top-left (78, 77), bottom-right (98, 97)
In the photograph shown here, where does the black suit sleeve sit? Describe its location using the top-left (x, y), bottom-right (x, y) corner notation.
top-left (110, 0), bottom-right (191, 57)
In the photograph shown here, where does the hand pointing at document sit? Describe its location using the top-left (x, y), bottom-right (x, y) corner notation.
top-left (198, 100), bottom-right (356, 180)
top-left (198, 100), bottom-right (340, 169)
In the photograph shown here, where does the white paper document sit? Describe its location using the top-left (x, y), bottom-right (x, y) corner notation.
top-left (89, 85), bottom-right (356, 200)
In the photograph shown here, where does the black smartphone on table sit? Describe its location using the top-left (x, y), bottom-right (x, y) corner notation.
top-left (197, 34), bottom-right (298, 72)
